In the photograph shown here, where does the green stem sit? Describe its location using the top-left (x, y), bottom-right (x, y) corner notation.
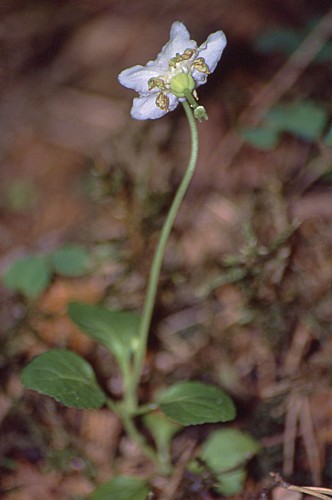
top-left (183, 89), bottom-right (198, 109)
top-left (109, 399), bottom-right (158, 462)
top-left (132, 101), bottom-right (199, 395)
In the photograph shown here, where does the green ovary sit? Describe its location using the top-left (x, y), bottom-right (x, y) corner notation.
top-left (170, 73), bottom-right (195, 98)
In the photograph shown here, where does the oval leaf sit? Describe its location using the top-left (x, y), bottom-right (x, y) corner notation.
top-left (201, 428), bottom-right (260, 473)
top-left (88, 476), bottom-right (149, 500)
top-left (215, 469), bottom-right (247, 496)
top-left (266, 101), bottom-right (328, 141)
top-left (3, 255), bottom-right (51, 298)
top-left (324, 125), bottom-right (332, 146)
top-left (143, 412), bottom-right (182, 453)
top-left (156, 381), bottom-right (236, 425)
top-left (21, 349), bottom-right (106, 409)
top-left (50, 244), bottom-right (89, 277)
top-left (241, 127), bottom-right (279, 150)
top-left (68, 302), bottom-right (140, 363)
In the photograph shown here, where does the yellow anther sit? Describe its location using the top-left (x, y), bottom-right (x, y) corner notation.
top-left (182, 48), bottom-right (196, 60)
top-left (148, 77), bottom-right (167, 91)
top-left (156, 92), bottom-right (169, 112)
top-left (192, 57), bottom-right (210, 74)
top-left (169, 52), bottom-right (186, 68)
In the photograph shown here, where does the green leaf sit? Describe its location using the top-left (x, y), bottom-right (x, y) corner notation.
top-left (50, 244), bottom-right (89, 277)
top-left (156, 381), bottom-right (236, 426)
top-left (254, 26), bottom-right (332, 63)
top-left (21, 349), bottom-right (106, 409)
top-left (241, 127), bottom-right (279, 150)
top-left (200, 428), bottom-right (260, 473)
top-left (144, 412), bottom-right (182, 447)
top-left (3, 255), bottom-right (51, 298)
top-left (316, 42), bottom-right (332, 63)
top-left (68, 302), bottom-right (140, 363)
top-left (215, 469), bottom-right (247, 496)
top-left (266, 101), bottom-right (328, 141)
top-left (88, 476), bottom-right (149, 500)
top-left (254, 28), bottom-right (303, 55)
top-left (324, 125), bottom-right (332, 146)
top-left (321, 169), bottom-right (332, 183)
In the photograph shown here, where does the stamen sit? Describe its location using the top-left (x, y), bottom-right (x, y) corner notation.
top-left (182, 49), bottom-right (196, 60)
top-left (148, 77), bottom-right (167, 91)
top-left (169, 53), bottom-right (183, 68)
top-left (156, 92), bottom-right (169, 112)
top-left (192, 57), bottom-right (210, 74)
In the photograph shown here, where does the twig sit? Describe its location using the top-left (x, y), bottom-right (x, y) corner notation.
top-left (300, 397), bottom-right (321, 485)
top-left (159, 439), bottom-right (196, 500)
top-left (283, 396), bottom-right (302, 477)
top-left (294, 145), bottom-right (332, 196)
top-left (303, 487), bottom-right (332, 496)
top-left (271, 473), bottom-right (332, 500)
top-left (283, 322), bottom-right (312, 377)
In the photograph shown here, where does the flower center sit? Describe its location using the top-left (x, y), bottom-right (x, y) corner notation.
top-left (169, 73), bottom-right (195, 98)
top-left (147, 48), bottom-right (211, 114)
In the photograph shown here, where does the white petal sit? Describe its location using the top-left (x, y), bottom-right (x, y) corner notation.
top-left (195, 30), bottom-right (227, 83)
top-left (155, 21), bottom-right (197, 65)
top-left (130, 93), bottom-right (179, 120)
top-left (118, 64), bottom-right (161, 93)
top-left (192, 72), bottom-right (208, 87)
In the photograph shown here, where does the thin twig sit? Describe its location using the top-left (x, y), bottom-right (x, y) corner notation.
top-left (283, 396), bottom-right (302, 477)
top-left (283, 322), bottom-right (312, 377)
top-left (288, 485), bottom-right (332, 500)
top-left (159, 439), bottom-right (196, 500)
top-left (304, 487), bottom-right (332, 496)
top-left (271, 473), bottom-right (332, 500)
top-left (300, 396), bottom-right (321, 485)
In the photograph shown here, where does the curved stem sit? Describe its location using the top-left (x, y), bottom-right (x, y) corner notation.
top-left (107, 400), bottom-right (157, 463)
top-left (131, 101), bottom-right (199, 395)
top-left (121, 413), bottom-right (158, 463)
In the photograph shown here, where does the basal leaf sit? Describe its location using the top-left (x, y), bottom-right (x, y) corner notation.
top-left (215, 469), bottom-right (247, 496)
top-left (88, 476), bottom-right (149, 500)
top-left (324, 125), bottom-right (332, 146)
top-left (316, 42), bottom-right (332, 63)
top-left (254, 28), bottom-right (303, 55)
top-left (200, 428), bottom-right (260, 473)
top-left (241, 127), bottom-right (279, 150)
top-left (68, 302), bottom-right (140, 363)
top-left (266, 101), bottom-right (328, 141)
top-left (157, 381), bottom-right (236, 426)
top-left (254, 26), bottom-right (332, 63)
top-left (50, 244), bottom-right (89, 277)
top-left (3, 255), bottom-right (51, 298)
top-left (21, 349), bottom-right (106, 409)
top-left (143, 412), bottom-right (182, 453)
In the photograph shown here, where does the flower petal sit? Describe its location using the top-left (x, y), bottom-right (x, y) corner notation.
top-left (194, 31), bottom-right (227, 86)
top-left (118, 64), bottom-right (161, 93)
top-left (130, 93), bottom-right (179, 120)
top-left (156, 21), bottom-right (197, 64)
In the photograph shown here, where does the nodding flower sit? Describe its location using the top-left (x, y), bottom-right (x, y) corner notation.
top-left (118, 21), bottom-right (227, 121)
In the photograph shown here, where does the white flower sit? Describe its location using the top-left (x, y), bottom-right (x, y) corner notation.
top-left (118, 21), bottom-right (227, 120)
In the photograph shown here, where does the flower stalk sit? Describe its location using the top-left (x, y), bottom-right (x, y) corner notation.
top-left (118, 20), bottom-right (227, 414)
top-left (131, 101), bottom-right (199, 396)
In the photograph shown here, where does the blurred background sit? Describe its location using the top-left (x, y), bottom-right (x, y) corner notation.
top-left (1, 0), bottom-right (332, 498)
